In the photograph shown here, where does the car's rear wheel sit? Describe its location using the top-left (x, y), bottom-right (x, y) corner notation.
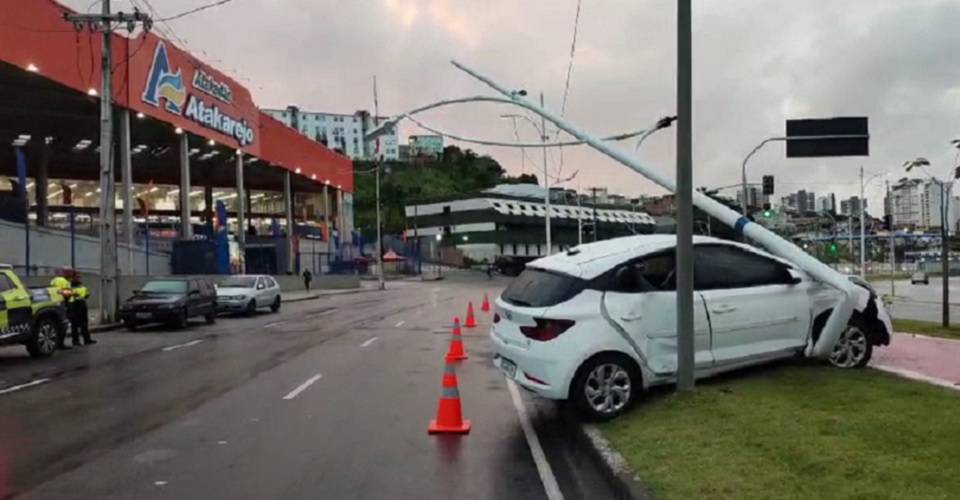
top-left (829, 318), bottom-right (873, 369)
top-left (205, 310), bottom-right (216, 324)
top-left (270, 296), bottom-right (281, 313)
top-left (27, 317), bottom-right (59, 358)
top-left (571, 353), bottom-right (639, 421)
top-left (125, 320), bottom-right (138, 331)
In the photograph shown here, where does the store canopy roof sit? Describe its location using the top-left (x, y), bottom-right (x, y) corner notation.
top-left (0, 0), bottom-right (352, 192)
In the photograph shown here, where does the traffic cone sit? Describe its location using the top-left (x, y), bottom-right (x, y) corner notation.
top-left (446, 317), bottom-right (468, 361)
top-left (481, 293), bottom-right (490, 313)
top-left (465, 302), bottom-right (477, 328)
top-left (428, 358), bottom-right (471, 434)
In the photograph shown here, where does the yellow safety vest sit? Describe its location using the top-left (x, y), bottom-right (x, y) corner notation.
top-left (72, 286), bottom-right (89, 301)
top-left (50, 276), bottom-right (71, 290)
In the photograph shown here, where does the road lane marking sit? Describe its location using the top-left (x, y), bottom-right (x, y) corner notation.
top-left (507, 380), bottom-right (564, 500)
top-left (161, 339), bottom-right (204, 352)
top-left (394, 320), bottom-right (405, 327)
top-left (264, 321), bottom-right (285, 328)
top-left (283, 374), bottom-right (323, 400)
top-left (361, 337), bottom-right (379, 348)
top-left (0, 378), bottom-right (51, 395)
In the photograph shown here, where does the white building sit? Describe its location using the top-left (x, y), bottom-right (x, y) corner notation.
top-left (262, 106), bottom-right (400, 161)
top-left (887, 178), bottom-right (960, 231)
top-left (816, 194), bottom-right (836, 214)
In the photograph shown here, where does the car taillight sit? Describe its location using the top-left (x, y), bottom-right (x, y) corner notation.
top-left (520, 318), bottom-right (575, 342)
top-left (493, 313), bottom-right (501, 324)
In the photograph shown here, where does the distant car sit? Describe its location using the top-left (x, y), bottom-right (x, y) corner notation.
top-left (120, 278), bottom-right (217, 330)
top-left (216, 275), bottom-right (281, 315)
top-left (911, 271), bottom-right (929, 285)
top-left (491, 235), bottom-right (893, 420)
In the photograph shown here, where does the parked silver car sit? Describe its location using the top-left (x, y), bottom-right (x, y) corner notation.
top-left (911, 271), bottom-right (929, 285)
top-left (216, 275), bottom-right (282, 315)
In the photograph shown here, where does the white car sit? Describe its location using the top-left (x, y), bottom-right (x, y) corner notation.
top-left (216, 275), bottom-right (282, 315)
top-left (490, 235), bottom-right (893, 420)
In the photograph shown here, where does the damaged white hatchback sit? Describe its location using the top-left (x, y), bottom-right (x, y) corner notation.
top-left (491, 235), bottom-right (893, 420)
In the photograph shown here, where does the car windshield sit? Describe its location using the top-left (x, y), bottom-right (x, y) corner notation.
top-left (139, 280), bottom-right (187, 294)
top-left (219, 277), bottom-right (257, 288)
top-left (502, 268), bottom-right (585, 307)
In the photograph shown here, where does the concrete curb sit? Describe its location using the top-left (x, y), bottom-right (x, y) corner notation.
top-left (560, 409), bottom-right (652, 500)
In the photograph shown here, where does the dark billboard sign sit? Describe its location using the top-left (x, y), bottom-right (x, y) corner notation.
top-left (785, 117), bottom-right (869, 158)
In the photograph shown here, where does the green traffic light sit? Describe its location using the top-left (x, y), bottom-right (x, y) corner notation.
top-left (763, 210), bottom-right (772, 218)
top-left (829, 243), bottom-right (838, 253)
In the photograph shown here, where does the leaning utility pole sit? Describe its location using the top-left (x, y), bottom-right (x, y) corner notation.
top-left (66, 3), bottom-right (151, 323)
top-left (540, 92), bottom-right (552, 255)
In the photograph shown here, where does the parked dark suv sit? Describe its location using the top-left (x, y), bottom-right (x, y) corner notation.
top-left (120, 278), bottom-right (217, 330)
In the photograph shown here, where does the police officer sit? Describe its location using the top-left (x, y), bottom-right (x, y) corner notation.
top-left (69, 275), bottom-right (95, 346)
top-left (50, 268), bottom-right (74, 350)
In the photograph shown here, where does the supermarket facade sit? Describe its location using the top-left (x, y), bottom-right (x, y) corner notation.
top-left (0, 0), bottom-right (354, 275)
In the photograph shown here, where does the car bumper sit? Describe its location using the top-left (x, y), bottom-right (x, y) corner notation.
top-left (490, 328), bottom-right (570, 400)
top-left (216, 300), bottom-right (249, 312)
top-left (120, 309), bottom-right (180, 324)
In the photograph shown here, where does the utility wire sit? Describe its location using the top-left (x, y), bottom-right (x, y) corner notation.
top-left (158, 0), bottom-right (237, 22)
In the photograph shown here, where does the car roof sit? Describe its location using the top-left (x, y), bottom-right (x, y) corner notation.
top-left (528, 235), bottom-right (794, 280)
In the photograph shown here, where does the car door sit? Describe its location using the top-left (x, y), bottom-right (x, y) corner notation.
top-left (254, 277), bottom-right (268, 306)
top-left (199, 280), bottom-right (216, 313)
top-left (0, 274), bottom-right (31, 340)
top-left (266, 277), bottom-right (280, 303)
top-left (694, 244), bottom-right (811, 365)
top-left (186, 280), bottom-right (201, 316)
top-left (600, 251), bottom-right (715, 376)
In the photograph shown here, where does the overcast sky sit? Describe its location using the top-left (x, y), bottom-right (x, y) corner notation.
top-left (66, 0), bottom-right (960, 213)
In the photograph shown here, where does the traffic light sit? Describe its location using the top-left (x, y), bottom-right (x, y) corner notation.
top-left (762, 175), bottom-right (775, 195)
top-left (829, 242), bottom-right (838, 254)
top-left (883, 214), bottom-right (892, 231)
top-left (763, 210), bottom-right (772, 218)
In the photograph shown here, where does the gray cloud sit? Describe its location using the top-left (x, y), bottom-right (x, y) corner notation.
top-left (65, 0), bottom-right (960, 212)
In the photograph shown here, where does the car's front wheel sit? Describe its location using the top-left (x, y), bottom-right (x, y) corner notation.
top-left (571, 353), bottom-right (640, 421)
top-left (270, 296), bottom-right (281, 313)
top-left (828, 318), bottom-right (873, 369)
top-left (26, 317), bottom-right (59, 358)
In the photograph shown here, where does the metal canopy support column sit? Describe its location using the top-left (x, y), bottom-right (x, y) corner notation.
top-left (179, 133), bottom-right (192, 239)
top-left (236, 151), bottom-right (246, 273)
top-left (119, 108), bottom-right (134, 271)
top-left (37, 143), bottom-right (50, 227)
top-left (323, 184), bottom-right (331, 267)
top-left (284, 170), bottom-right (294, 274)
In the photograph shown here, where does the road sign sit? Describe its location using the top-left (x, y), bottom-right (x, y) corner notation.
top-left (786, 117), bottom-right (869, 158)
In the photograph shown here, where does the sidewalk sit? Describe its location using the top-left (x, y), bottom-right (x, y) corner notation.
top-left (874, 333), bottom-right (960, 390)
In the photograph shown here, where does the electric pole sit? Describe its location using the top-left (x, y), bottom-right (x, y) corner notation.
top-left (676, 0), bottom-right (695, 391)
top-left (540, 92), bottom-right (552, 255)
top-left (66, 3), bottom-right (151, 323)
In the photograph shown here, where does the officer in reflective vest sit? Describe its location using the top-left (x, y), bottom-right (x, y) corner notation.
top-left (50, 268), bottom-right (74, 349)
top-left (69, 275), bottom-right (95, 346)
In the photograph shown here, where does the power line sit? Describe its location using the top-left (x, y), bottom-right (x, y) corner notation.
top-left (559, 0), bottom-right (582, 119)
top-left (157, 0), bottom-right (237, 22)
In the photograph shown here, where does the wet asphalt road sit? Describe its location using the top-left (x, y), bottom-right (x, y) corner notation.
top-left (0, 272), bottom-right (615, 500)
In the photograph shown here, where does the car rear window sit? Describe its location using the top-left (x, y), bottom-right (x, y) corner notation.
top-left (502, 269), bottom-right (585, 307)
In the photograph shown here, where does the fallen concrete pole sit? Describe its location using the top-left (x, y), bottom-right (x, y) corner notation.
top-left (451, 60), bottom-right (855, 358)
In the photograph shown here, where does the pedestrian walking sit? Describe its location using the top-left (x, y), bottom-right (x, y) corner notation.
top-left (302, 268), bottom-right (313, 291)
top-left (69, 275), bottom-right (95, 346)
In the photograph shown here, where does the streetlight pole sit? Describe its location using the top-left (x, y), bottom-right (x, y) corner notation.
top-left (676, 0), bottom-right (695, 392)
top-left (859, 168), bottom-right (887, 278)
top-left (540, 92), bottom-right (551, 255)
top-left (888, 180), bottom-right (895, 297)
top-left (904, 157), bottom-right (950, 327)
top-left (375, 163), bottom-right (385, 290)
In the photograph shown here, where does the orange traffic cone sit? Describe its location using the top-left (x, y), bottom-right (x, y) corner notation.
top-left (446, 317), bottom-right (468, 361)
top-left (481, 293), bottom-right (490, 313)
top-left (428, 358), bottom-right (471, 434)
top-left (465, 302), bottom-right (477, 328)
